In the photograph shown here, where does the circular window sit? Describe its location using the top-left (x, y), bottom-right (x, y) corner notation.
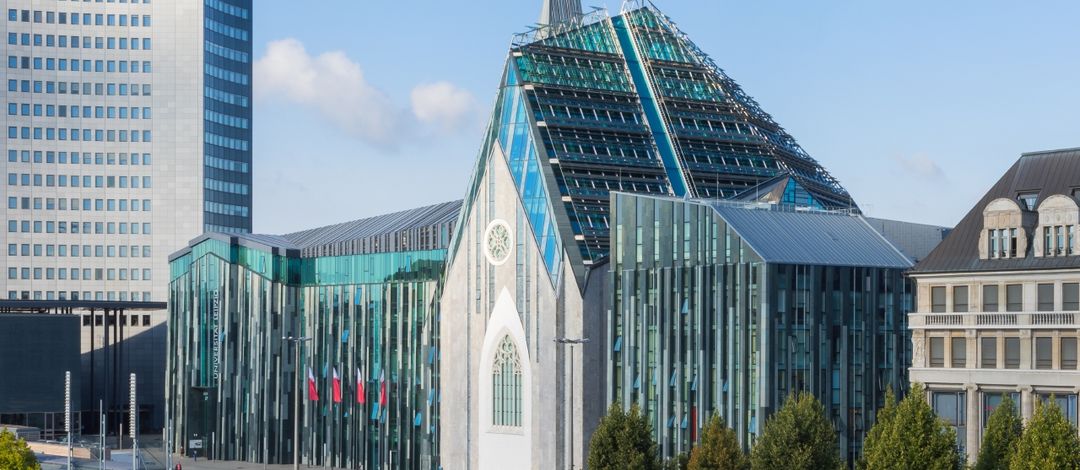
top-left (484, 220), bottom-right (513, 266)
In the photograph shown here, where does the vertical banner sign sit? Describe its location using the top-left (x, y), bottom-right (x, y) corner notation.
top-left (211, 289), bottom-right (221, 381)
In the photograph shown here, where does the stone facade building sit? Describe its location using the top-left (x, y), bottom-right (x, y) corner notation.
top-left (909, 148), bottom-right (1080, 461)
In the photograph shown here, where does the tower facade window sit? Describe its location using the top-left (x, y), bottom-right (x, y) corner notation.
top-left (492, 335), bottom-right (522, 427)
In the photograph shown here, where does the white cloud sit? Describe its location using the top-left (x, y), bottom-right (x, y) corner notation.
top-left (410, 82), bottom-right (477, 131)
top-left (892, 153), bottom-right (946, 181)
top-left (254, 38), bottom-right (403, 146)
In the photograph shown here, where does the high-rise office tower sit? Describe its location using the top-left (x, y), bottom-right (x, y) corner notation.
top-left (2, 0), bottom-right (252, 301)
top-left (2, 0), bottom-right (253, 429)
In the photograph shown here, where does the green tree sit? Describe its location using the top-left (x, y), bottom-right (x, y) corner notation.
top-left (664, 452), bottom-right (688, 470)
top-left (1010, 398), bottom-right (1080, 470)
top-left (588, 402), bottom-right (660, 470)
top-left (861, 383), bottom-right (959, 470)
top-left (975, 394), bottom-right (1022, 470)
top-left (750, 392), bottom-right (841, 470)
top-left (858, 387), bottom-right (898, 470)
top-left (0, 429), bottom-right (40, 470)
top-left (688, 415), bottom-right (748, 470)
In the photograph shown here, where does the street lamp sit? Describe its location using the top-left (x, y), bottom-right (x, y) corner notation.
top-left (554, 337), bottom-right (589, 470)
top-left (283, 335), bottom-right (312, 470)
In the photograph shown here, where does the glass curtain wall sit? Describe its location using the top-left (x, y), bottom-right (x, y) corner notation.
top-left (166, 237), bottom-right (442, 469)
top-left (607, 193), bottom-right (910, 464)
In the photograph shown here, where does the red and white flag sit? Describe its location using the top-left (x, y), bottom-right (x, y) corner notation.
top-left (332, 367), bottom-right (342, 403)
top-left (307, 367), bottom-right (319, 401)
top-left (356, 367), bottom-right (366, 404)
top-left (378, 369), bottom-right (387, 407)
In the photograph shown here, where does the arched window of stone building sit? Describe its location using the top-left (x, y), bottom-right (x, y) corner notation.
top-left (492, 335), bottom-right (522, 427)
top-left (1035, 194), bottom-right (1080, 257)
top-left (981, 198), bottom-right (1028, 259)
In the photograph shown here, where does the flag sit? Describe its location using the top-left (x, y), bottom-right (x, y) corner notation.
top-left (332, 367), bottom-right (342, 403)
top-left (356, 368), bottom-right (365, 404)
top-left (379, 369), bottom-right (387, 407)
top-left (307, 367), bottom-right (319, 401)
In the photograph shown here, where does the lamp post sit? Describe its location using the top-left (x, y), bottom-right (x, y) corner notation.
top-left (554, 337), bottom-right (589, 470)
top-left (283, 336), bottom-right (312, 470)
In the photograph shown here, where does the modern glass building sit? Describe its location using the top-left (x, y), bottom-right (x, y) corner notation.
top-left (2, 0), bottom-right (253, 430)
top-left (607, 192), bottom-right (915, 464)
top-left (166, 201), bottom-right (458, 468)
top-left (439, 1), bottom-right (862, 469)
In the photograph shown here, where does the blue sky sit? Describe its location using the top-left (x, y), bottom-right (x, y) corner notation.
top-left (252, 0), bottom-right (1080, 234)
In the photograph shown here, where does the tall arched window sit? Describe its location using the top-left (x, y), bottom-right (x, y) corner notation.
top-left (492, 335), bottom-right (522, 427)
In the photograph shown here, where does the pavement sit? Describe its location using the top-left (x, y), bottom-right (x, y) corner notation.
top-left (167, 456), bottom-right (296, 470)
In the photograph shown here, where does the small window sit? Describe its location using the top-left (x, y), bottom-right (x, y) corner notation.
top-left (953, 286), bottom-right (969, 313)
top-left (983, 285), bottom-right (999, 312)
top-left (1062, 337), bottom-right (1077, 370)
top-left (980, 337), bottom-right (997, 368)
top-left (1004, 337), bottom-right (1021, 369)
top-left (1037, 284), bottom-right (1054, 312)
top-left (142, 315), bottom-right (151, 326)
top-left (951, 337), bottom-right (966, 368)
top-left (929, 337), bottom-right (945, 367)
top-left (1034, 337), bottom-right (1053, 369)
top-left (1018, 193), bottom-right (1038, 210)
top-left (1009, 228), bottom-right (1018, 257)
top-left (931, 287), bottom-right (946, 313)
top-left (1006, 284), bottom-right (1023, 312)
top-left (1063, 283), bottom-right (1079, 311)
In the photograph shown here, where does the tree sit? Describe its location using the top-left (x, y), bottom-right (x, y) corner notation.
top-left (1010, 398), bottom-right (1080, 470)
top-left (861, 383), bottom-right (959, 470)
top-left (688, 414), bottom-right (747, 470)
top-left (664, 452), bottom-right (688, 470)
top-left (858, 387), bottom-right (898, 470)
top-left (975, 394), bottom-right (1021, 470)
top-left (588, 402), bottom-right (660, 470)
top-left (750, 392), bottom-right (841, 470)
top-left (0, 429), bottom-right (40, 470)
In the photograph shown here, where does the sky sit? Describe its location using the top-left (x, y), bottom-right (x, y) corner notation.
top-left (251, 0), bottom-right (1080, 234)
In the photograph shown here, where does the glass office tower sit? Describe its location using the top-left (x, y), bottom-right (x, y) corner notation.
top-left (608, 192), bottom-right (913, 464)
top-left (2, 0), bottom-right (252, 432)
top-left (1, 0), bottom-right (253, 304)
top-left (166, 201), bottom-right (457, 469)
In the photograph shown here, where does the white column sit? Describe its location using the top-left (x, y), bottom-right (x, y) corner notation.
top-left (1020, 385), bottom-right (1034, 423)
top-left (965, 384), bottom-right (980, 464)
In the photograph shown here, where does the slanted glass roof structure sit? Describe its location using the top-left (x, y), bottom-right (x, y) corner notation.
top-left (456, 1), bottom-right (855, 285)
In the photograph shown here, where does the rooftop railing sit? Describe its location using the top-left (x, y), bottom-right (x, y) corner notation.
top-left (910, 311), bottom-right (1080, 329)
